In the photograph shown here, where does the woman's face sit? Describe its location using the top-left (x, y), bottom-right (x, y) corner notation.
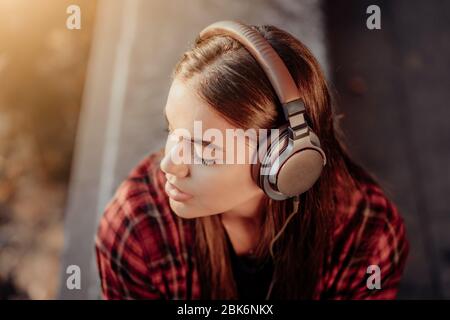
top-left (160, 78), bottom-right (265, 219)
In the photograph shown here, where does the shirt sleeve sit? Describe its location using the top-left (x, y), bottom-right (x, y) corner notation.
top-left (325, 191), bottom-right (410, 300)
top-left (95, 197), bottom-right (163, 300)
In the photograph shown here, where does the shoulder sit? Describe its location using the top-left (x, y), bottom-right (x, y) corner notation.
top-left (95, 149), bottom-right (198, 299)
top-left (333, 168), bottom-right (408, 252)
top-left (324, 169), bottom-right (410, 299)
top-left (95, 148), bottom-right (193, 275)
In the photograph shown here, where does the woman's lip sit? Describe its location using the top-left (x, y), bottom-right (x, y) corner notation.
top-left (164, 181), bottom-right (193, 202)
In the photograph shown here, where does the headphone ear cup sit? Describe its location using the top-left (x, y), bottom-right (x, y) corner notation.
top-left (251, 126), bottom-right (325, 199)
top-left (276, 148), bottom-right (324, 196)
top-left (251, 127), bottom-right (289, 195)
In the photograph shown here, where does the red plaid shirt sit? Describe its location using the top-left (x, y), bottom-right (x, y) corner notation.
top-left (95, 150), bottom-right (409, 300)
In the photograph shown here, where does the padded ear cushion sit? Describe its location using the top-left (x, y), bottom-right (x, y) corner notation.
top-left (251, 156), bottom-right (263, 189)
top-left (251, 126), bottom-right (290, 190)
top-left (276, 149), bottom-right (324, 196)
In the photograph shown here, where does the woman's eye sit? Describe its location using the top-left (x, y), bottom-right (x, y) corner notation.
top-left (192, 144), bottom-right (216, 166)
top-left (193, 151), bottom-right (216, 166)
top-left (200, 158), bottom-right (216, 166)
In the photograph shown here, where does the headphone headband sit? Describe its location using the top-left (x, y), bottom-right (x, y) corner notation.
top-left (199, 20), bottom-right (299, 104)
top-left (199, 20), bottom-right (310, 141)
top-left (198, 20), bottom-right (327, 201)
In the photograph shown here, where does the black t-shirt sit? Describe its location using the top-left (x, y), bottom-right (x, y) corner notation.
top-left (225, 231), bottom-right (274, 300)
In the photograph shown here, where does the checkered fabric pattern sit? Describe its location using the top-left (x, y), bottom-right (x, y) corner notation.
top-left (95, 150), bottom-right (409, 299)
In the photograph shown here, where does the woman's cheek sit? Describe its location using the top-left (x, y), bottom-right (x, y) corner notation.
top-left (215, 167), bottom-right (252, 197)
top-left (188, 169), bottom-right (237, 208)
top-left (190, 169), bottom-right (229, 198)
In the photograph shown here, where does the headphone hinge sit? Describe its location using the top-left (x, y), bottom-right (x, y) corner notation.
top-left (283, 100), bottom-right (311, 141)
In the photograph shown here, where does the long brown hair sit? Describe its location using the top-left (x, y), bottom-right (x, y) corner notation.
top-left (172, 24), bottom-right (367, 299)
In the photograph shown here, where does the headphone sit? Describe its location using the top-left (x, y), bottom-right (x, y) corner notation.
top-left (199, 21), bottom-right (327, 201)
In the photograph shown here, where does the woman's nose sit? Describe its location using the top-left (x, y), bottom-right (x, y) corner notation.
top-left (160, 140), bottom-right (190, 178)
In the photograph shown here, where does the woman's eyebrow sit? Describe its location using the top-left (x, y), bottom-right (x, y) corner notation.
top-left (190, 137), bottom-right (222, 151)
top-left (164, 112), bottom-right (222, 151)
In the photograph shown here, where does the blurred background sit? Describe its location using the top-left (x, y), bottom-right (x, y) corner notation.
top-left (0, 0), bottom-right (96, 298)
top-left (0, 0), bottom-right (448, 299)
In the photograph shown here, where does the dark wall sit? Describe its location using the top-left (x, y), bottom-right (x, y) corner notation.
top-left (325, 0), bottom-right (450, 298)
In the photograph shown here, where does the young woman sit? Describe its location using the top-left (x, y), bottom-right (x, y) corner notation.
top-left (95, 21), bottom-right (409, 300)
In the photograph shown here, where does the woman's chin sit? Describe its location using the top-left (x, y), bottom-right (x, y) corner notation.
top-left (168, 198), bottom-right (220, 219)
top-left (169, 198), bottom-right (198, 219)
